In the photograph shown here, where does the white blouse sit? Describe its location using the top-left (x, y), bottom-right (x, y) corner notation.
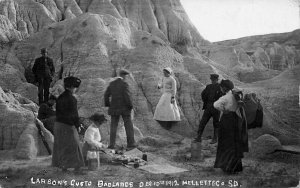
top-left (158, 76), bottom-right (177, 96)
top-left (213, 90), bottom-right (238, 112)
top-left (84, 125), bottom-right (103, 148)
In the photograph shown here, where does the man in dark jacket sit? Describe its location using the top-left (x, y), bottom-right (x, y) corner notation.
top-left (32, 48), bottom-right (55, 105)
top-left (194, 74), bottom-right (223, 144)
top-left (104, 69), bottom-right (136, 150)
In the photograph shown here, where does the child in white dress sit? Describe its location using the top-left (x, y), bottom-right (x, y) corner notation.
top-left (82, 113), bottom-right (107, 165)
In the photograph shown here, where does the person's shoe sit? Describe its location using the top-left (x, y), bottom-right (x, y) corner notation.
top-left (126, 144), bottom-right (138, 151)
top-left (107, 145), bottom-right (115, 149)
top-left (210, 128), bottom-right (218, 144)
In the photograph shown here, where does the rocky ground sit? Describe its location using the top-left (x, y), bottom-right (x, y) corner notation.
top-left (0, 138), bottom-right (299, 188)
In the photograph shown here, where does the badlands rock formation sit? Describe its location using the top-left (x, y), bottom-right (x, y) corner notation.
top-left (0, 0), bottom-right (299, 158)
top-left (207, 30), bottom-right (300, 82)
top-left (0, 86), bottom-right (53, 159)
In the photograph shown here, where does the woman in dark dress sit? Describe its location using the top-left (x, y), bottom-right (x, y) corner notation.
top-left (213, 80), bottom-right (248, 174)
top-left (52, 76), bottom-right (85, 175)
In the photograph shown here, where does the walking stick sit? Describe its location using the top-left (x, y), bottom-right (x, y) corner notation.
top-left (32, 111), bottom-right (52, 155)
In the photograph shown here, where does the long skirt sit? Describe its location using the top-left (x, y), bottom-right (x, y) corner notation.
top-left (52, 122), bottom-right (84, 169)
top-left (214, 112), bottom-right (243, 173)
top-left (153, 92), bottom-right (181, 121)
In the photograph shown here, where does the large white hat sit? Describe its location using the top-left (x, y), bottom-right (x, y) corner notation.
top-left (163, 67), bottom-right (172, 74)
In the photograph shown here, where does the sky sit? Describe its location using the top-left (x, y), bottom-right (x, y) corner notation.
top-left (181, 0), bottom-right (300, 42)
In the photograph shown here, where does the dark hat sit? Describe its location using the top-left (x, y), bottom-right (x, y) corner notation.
top-left (41, 48), bottom-right (47, 53)
top-left (89, 113), bottom-right (107, 124)
top-left (220, 79), bottom-right (234, 90)
top-left (119, 69), bottom-right (130, 76)
top-left (64, 76), bottom-right (81, 88)
top-left (210, 74), bottom-right (219, 79)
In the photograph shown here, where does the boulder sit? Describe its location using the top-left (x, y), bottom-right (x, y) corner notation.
top-left (15, 119), bottom-right (53, 159)
top-left (250, 134), bottom-right (282, 158)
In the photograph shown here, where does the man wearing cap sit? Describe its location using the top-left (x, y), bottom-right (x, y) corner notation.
top-left (32, 48), bottom-right (55, 105)
top-left (104, 69), bottom-right (137, 150)
top-left (194, 74), bottom-right (223, 144)
top-left (52, 76), bottom-right (86, 175)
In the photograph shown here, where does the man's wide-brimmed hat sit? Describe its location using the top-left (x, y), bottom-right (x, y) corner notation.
top-left (220, 79), bottom-right (234, 90)
top-left (163, 67), bottom-right (172, 74)
top-left (64, 76), bottom-right (81, 88)
top-left (210, 74), bottom-right (219, 80)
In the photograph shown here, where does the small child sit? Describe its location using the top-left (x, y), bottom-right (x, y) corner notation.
top-left (82, 113), bottom-right (107, 165)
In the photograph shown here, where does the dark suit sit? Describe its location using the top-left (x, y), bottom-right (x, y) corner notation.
top-left (198, 83), bottom-right (223, 137)
top-left (104, 78), bottom-right (135, 148)
top-left (32, 56), bottom-right (55, 104)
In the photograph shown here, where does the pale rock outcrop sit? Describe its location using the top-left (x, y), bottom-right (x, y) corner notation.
top-left (88, 0), bottom-right (122, 19)
top-left (0, 87), bottom-right (52, 159)
top-left (0, 59), bottom-right (38, 102)
top-left (212, 30), bottom-right (300, 78)
top-left (63, 0), bottom-right (83, 17)
top-left (0, 0), bottom-right (56, 39)
top-left (1, 45), bottom-right (25, 75)
top-left (15, 118), bottom-right (53, 159)
top-left (0, 15), bottom-right (22, 42)
top-left (108, 0), bottom-right (209, 47)
top-left (183, 56), bottom-right (215, 84)
top-left (13, 13), bottom-right (134, 71)
top-left (253, 47), bottom-right (271, 69)
top-left (15, 82), bottom-right (38, 103)
top-left (64, 7), bottom-right (76, 20)
top-left (38, 0), bottom-right (63, 22)
top-left (0, 64), bottom-right (26, 91)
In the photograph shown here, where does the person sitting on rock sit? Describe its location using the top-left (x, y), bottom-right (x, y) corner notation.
top-left (38, 95), bottom-right (57, 134)
top-left (82, 113), bottom-right (107, 165)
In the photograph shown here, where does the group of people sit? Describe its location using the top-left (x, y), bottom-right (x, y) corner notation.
top-left (33, 48), bottom-right (248, 175)
top-left (194, 74), bottom-right (248, 174)
top-left (152, 68), bottom-right (248, 174)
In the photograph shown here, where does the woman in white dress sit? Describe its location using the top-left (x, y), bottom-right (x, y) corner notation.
top-left (153, 67), bottom-right (181, 129)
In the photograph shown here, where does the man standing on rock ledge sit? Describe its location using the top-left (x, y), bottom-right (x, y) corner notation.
top-left (32, 48), bottom-right (55, 105)
top-left (104, 69), bottom-right (137, 150)
top-left (194, 74), bottom-right (223, 144)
